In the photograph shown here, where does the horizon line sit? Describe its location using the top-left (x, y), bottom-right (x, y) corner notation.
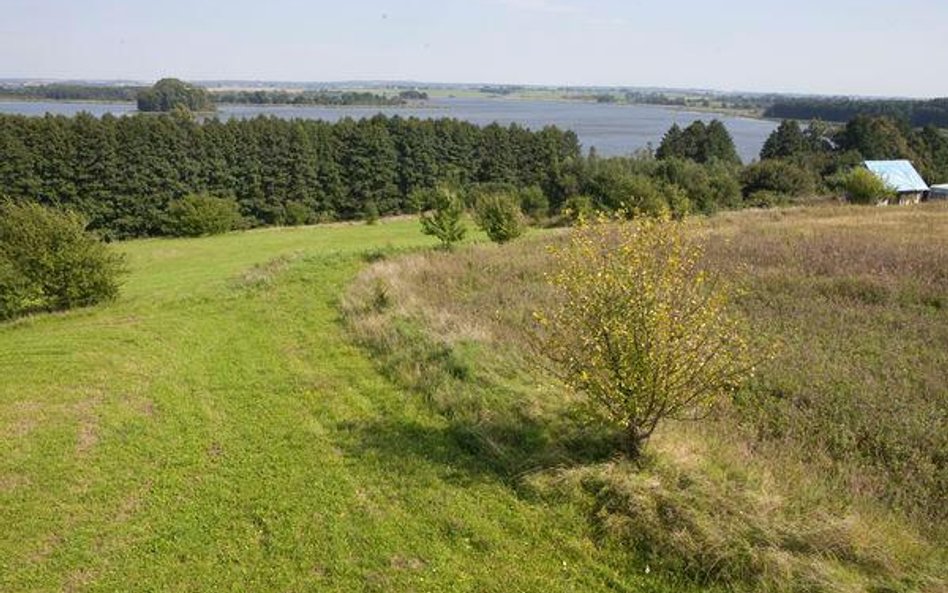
top-left (1, 76), bottom-right (943, 102)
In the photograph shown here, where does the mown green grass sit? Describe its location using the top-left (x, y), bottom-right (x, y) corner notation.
top-left (0, 219), bottom-right (690, 592)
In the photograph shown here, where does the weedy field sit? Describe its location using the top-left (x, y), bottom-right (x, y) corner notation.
top-left (2, 206), bottom-right (947, 592)
top-left (344, 204), bottom-right (948, 592)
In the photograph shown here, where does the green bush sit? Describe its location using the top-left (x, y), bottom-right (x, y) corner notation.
top-left (408, 187), bottom-right (437, 214)
top-left (665, 183), bottom-right (692, 220)
top-left (473, 192), bottom-right (525, 244)
top-left (163, 194), bottom-right (243, 237)
top-left (561, 195), bottom-right (595, 222)
top-left (841, 167), bottom-right (895, 204)
top-left (655, 158), bottom-right (742, 213)
top-left (463, 182), bottom-right (518, 209)
top-left (284, 201), bottom-right (314, 226)
top-left (518, 185), bottom-right (550, 220)
top-left (0, 201), bottom-right (125, 321)
top-left (420, 187), bottom-right (467, 250)
top-left (363, 200), bottom-right (380, 225)
top-left (623, 174), bottom-right (669, 217)
top-left (740, 159), bottom-right (816, 198)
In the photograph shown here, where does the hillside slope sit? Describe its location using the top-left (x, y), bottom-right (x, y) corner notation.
top-left (1, 220), bottom-right (681, 592)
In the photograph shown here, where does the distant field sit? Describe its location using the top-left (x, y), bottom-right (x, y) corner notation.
top-left (2, 207), bottom-right (946, 592)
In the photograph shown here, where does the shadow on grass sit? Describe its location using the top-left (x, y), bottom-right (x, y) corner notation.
top-left (335, 405), bottom-right (623, 489)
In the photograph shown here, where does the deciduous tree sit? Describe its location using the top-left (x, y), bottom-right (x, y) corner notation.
top-left (535, 215), bottom-right (753, 457)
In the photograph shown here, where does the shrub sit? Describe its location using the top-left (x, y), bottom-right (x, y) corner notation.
top-left (408, 187), bottom-right (438, 213)
top-left (535, 215), bottom-right (753, 457)
top-left (656, 158), bottom-right (742, 213)
top-left (518, 185), bottom-right (550, 220)
top-left (0, 201), bottom-right (125, 321)
top-left (665, 183), bottom-right (692, 220)
top-left (284, 201), bottom-right (314, 226)
top-left (842, 167), bottom-right (896, 204)
top-left (623, 174), bottom-right (669, 217)
top-left (419, 186), bottom-right (466, 250)
top-left (464, 182), bottom-right (518, 209)
top-left (561, 195), bottom-right (595, 222)
top-left (740, 159), bottom-right (816, 198)
top-left (164, 194), bottom-right (243, 237)
top-left (363, 200), bottom-right (380, 225)
top-left (473, 192), bottom-right (526, 244)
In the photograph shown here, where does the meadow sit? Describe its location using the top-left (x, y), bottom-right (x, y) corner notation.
top-left (0, 219), bottom-right (682, 592)
top-left (343, 204), bottom-right (948, 592)
top-left (2, 205), bottom-right (947, 592)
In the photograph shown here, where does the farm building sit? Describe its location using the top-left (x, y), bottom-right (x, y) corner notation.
top-left (863, 160), bottom-right (929, 205)
top-left (930, 184), bottom-right (948, 200)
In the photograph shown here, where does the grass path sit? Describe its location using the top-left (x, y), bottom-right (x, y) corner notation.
top-left (0, 220), bottom-right (654, 592)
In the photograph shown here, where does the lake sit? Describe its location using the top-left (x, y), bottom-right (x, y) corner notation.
top-left (0, 98), bottom-right (778, 162)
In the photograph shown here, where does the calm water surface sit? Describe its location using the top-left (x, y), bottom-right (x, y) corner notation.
top-left (0, 98), bottom-right (777, 162)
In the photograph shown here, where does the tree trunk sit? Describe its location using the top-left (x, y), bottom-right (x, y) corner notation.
top-left (623, 425), bottom-right (644, 459)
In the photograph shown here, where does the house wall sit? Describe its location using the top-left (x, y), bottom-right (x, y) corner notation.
top-left (897, 192), bottom-right (923, 205)
top-left (880, 192), bottom-right (924, 205)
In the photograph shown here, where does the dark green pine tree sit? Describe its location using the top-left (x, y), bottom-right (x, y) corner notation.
top-left (199, 118), bottom-right (239, 198)
top-left (71, 112), bottom-right (120, 230)
top-left (656, 123), bottom-right (685, 160)
top-left (392, 118), bottom-right (440, 206)
top-left (232, 117), bottom-right (268, 226)
top-left (34, 114), bottom-right (78, 209)
top-left (0, 116), bottom-right (41, 200)
top-left (434, 119), bottom-right (478, 186)
top-left (285, 121), bottom-right (321, 222)
top-left (477, 123), bottom-right (517, 184)
top-left (339, 116), bottom-right (399, 217)
top-left (258, 118), bottom-right (294, 224)
top-left (313, 122), bottom-right (346, 219)
top-left (679, 121), bottom-right (709, 162)
top-left (760, 120), bottom-right (808, 160)
top-left (169, 109), bottom-right (205, 195)
top-left (111, 115), bottom-right (173, 236)
top-left (705, 120), bottom-right (741, 165)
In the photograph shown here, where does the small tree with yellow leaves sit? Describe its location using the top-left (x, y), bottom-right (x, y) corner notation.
top-left (535, 215), bottom-right (753, 457)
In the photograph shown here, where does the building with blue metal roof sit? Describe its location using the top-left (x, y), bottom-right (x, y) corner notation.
top-left (863, 160), bottom-right (929, 204)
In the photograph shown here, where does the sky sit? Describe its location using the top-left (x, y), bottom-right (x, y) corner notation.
top-left (1, 0), bottom-right (945, 98)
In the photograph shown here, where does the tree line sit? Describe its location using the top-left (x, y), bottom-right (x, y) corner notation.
top-left (0, 111), bottom-right (581, 238)
top-left (765, 97), bottom-right (948, 128)
top-left (0, 81), bottom-right (427, 109)
top-left (755, 115), bottom-right (948, 188)
top-left (0, 84), bottom-right (143, 102)
top-left (210, 90), bottom-right (419, 107)
top-left (5, 107), bottom-right (942, 243)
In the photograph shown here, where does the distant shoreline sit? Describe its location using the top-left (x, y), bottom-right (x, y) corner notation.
top-left (0, 96), bottom-right (767, 120)
top-left (0, 98), bottom-right (437, 112)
